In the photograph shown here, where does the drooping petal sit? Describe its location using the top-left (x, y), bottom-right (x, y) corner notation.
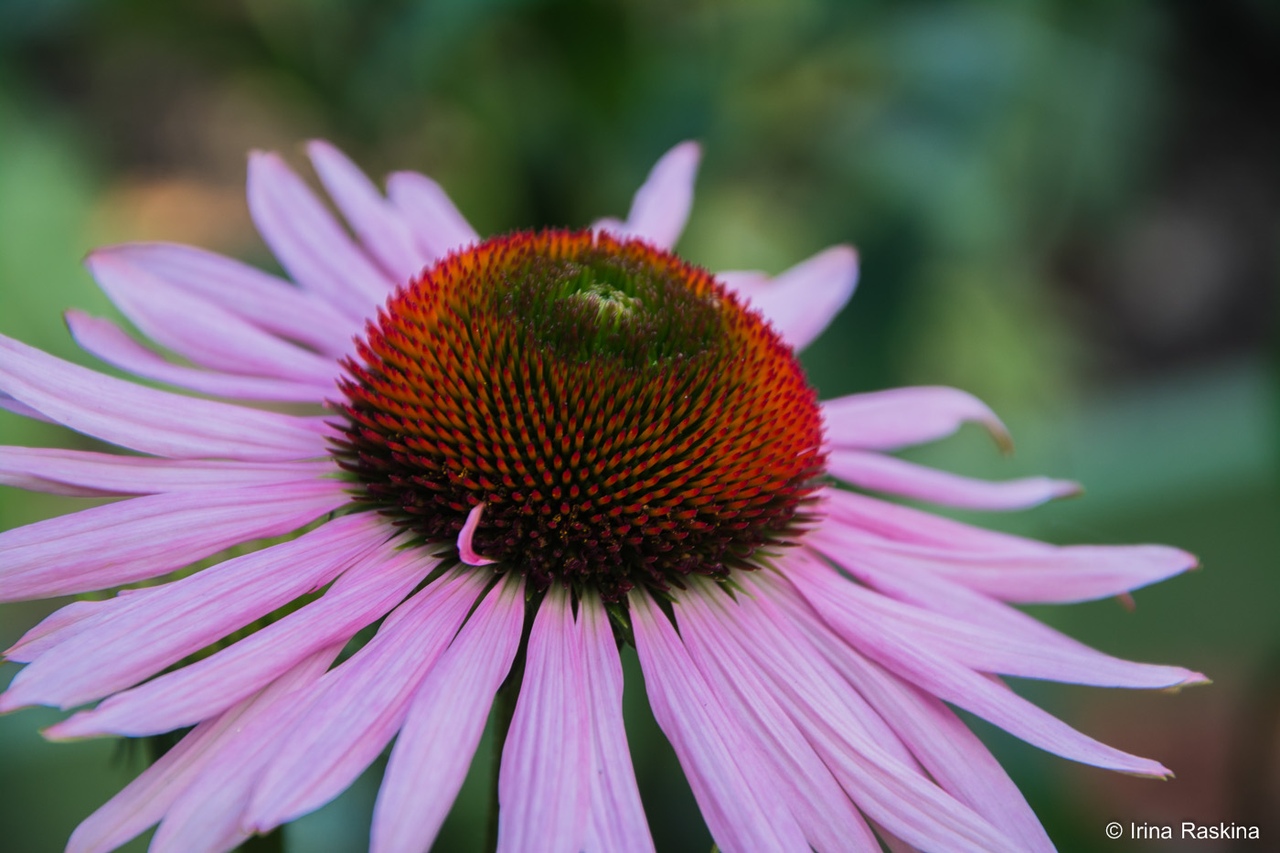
top-left (386, 170), bottom-right (480, 261)
top-left (0, 333), bottom-right (328, 460)
top-left (629, 591), bottom-right (809, 852)
top-left (822, 386), bottom-right (1011, 452)
top-left (730, 245), bottom-right (859, 352)
top-left (245, 571), bottom-right (489, 832)
top-left (0, 511), bottom-right (383, 712)
top-left (48, 536), bottom-right (439, 739)
top-left (0, 478), bottom-right (348, 603)
top-left (457, 501), bottom-right (497, 566)
top-left (307, 140), bottom-right (430, 285)
top-left (497, 586), bottom-right (590, 853)
top-left (84, 252), bottom-right (339, 384)
top-left (828, 448), bottom-right (1080, 511)
top-left (91, 243), bottom-right (355, 358)
top-left (371, 576), bottom-right (525, 853)
top-left (597, 142), bottom-right (701, 250)
top-left (247, 151), bottom-right (393, 318)
top-left (579, 594), bottom-right (654, 853)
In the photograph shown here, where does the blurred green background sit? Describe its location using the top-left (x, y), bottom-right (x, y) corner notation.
top-left (1, 1), bottom-right (1277, 851)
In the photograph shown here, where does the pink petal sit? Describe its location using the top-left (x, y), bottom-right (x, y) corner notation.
top-left (629, 591), bottom-right (809, 852)
top-left (307, 140), bottom-right (430, 285)
top-left (245, 571), bottom-right (489, 831)
top-left (497, 587), bottom-right (590, 853)
top-left (5, 600), bottom-right (103, 662)
top-left (458, 501), bottom-right (497, 566)
top-left (67, 311), bottom-right (333, 403)
top-left (0, 390), bottom-right (53, 422)
top-left (674, 592), bottom-right (880, 853)
top-left (822, 386), bottom-right (1012, 452)
top-left (0, 333), bottom-right (328, 460)
top-left (0, 445), bottom-right (332, 498)
top-left (93, 243), bottom-right (356, 358)
top-left (247, 151), bottom-right (393, 318)
top-left (579, 594), bottom-right (654, 853)
top-left (0, 478), bottom-right (348, 603)
top-left (735, 245), bottom-right (859, 352)
top-left (828, 449), bottom-right (1080, 511)
top-left (84, 252), bottom-right (339, 384)
top-left (607, 141), bottom-right (701, 250)
top-left (0, 511), bottom-right (382, 712)
top-left (371, 576), bottom-right (525, 853)
top-left (386, 170), bottom-right (480, 261)
top-left (66, 646), bottom-right (339, 853)
top-left (49, 537), bottom-right (439, 739)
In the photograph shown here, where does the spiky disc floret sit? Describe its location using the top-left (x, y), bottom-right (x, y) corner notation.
top-left (332, 229), bottom-right (825, 599)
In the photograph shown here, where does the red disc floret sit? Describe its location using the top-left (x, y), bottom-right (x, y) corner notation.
top-left (332, 229), bottom-right (825, 599)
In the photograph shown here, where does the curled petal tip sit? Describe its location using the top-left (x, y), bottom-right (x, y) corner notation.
top-left (458, 502), bottom-right (497, 566)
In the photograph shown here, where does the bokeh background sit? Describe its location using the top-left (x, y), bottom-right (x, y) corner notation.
top-left (1, 1), bottom-right (1277, 850)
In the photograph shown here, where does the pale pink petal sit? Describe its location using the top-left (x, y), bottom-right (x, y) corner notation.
top-left (245, 571), bottom-right (489, 831)
top-left (0, 446), bottom-right (332, 498)
top-left (606, 142), bottom-right (701, 250)
top-left (0, 512), bottom-right (382, 712)
top-left (783, 559), bottom-right (1173, 777)
top-left (95, 243), bottom-right (355, 358)
top-left (247, 151), bottom-right (393, 317)
top-left (66, 311), bottom-right (333, 404)
top-left (829, 449), bottom-right (1080, 510)
top-left (674, 592), bottom-right (880, 853)
top-left (371, 576), bottom-right (525, 853)
top-left (629, 591), bottom-right (809, 852)
top-left (66, 646), bottom-right (338, 853)
top-left (497, 587), bottom-right (590, 853)
top-left (49, 537), bottom-right (439, 738)
top-left (5, 600), bottom-right (103, 662)
top-left (822, 386), bottom-right (1012, 452)
top-left (386, 170), bottom-right (480, 260)
top-left (308, 140), bottom-right (430, 285)
top-left (458, 501), bottom-right (497, 566)
top-left (0, 390), bottom-right (53, 422)
top-left (579, 595), bottom-right (654, 853)
top-left (0, 333), bottom-right (328, 460)
top-left (734, 245), bottom-right (859, 352)
top-left (713, 269), bottom-right (770, 297)
top-left (84, 252), bottom-right (339, 384)
top-left (0, 479), bottom-right (348, 604)
top-left (692, 579), bottom-right (1017, 853)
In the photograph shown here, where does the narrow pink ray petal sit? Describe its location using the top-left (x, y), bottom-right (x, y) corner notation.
top-left (65, 646), bottom-right (338, 853)
top-left (4, 600), bottom-right (102, 663)
top-left (674, 592), bottom-right (880, 853)
top-left (822, 386), bottom-right (1012, 452)
top-left (0, 511), bottom-right (382, 712)
top-left (371, 576), bottom-right (525, 853)
top-left (497, 587), bottom-right (590, 853)
top-left (148, 646), bottom-right (345, 853)
top-left (692, 579), bottom-right (1017, 853)
top-left (0, 479), bottom-right (348, 604)
top-left (84, 252), bottom-right (339, 384)
top-left (247, 151), bottom-right (393, 318)
top-left (806, 531), bottom-right (1207, 688)
top-left (386, 170), bottom-right (480, 261)
top-left (0, 390), bottom-right (53, 422)
top-left (733, 245), bottom-right (859, 352)
top-left (783, 560), bottom-right (1173, 776)
top-left (0, 333), bottom-right (328, 460)
top-left (458, 501), bottom-right (497, 566)
top-left (712, 269), bottom-right (771, 297)
top-left (818, 499), bottom-right (1198, 602)
top-left (66, 311), bottom-right (333, 404)
top-left (245, 570), bottom-right (490, 831)
top-left (828, 448), bottom-right (1080, 510)
top-left (613, 141), bottom-right (702, 250)
top-left (0, 446), bottom-right (332, 499)
top-left (764, 583), bottom-right (1055, 853)
top-left (308, 140), bottom-right (430, 285)
top-left (629, 591), bottom-right (809, 852)
top-left (578, 594), bottom-right (654, 853)
top-left (49, 537), bottom-right (439, 739)
top-left (94, 243), bottom-right (356, 358)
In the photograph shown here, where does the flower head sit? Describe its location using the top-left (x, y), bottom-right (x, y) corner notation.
top-left (0, 140), bottom-right (1203, 852)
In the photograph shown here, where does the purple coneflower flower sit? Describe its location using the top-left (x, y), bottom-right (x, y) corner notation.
top-left (0, 141), bottom-right (1203, 852)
